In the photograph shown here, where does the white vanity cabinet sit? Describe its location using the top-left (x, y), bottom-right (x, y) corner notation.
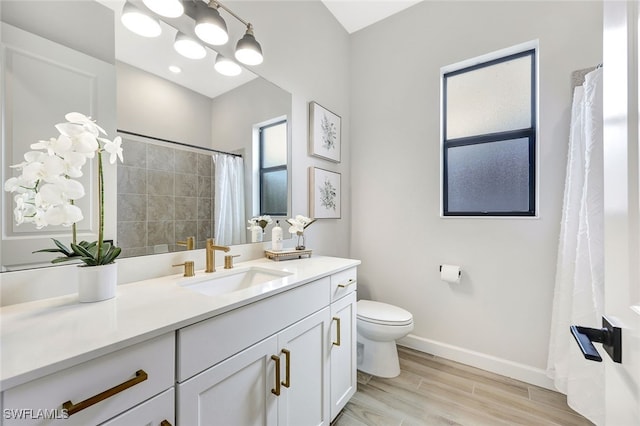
top-left (329, 267), bottom-right (358, 421)
top-left (0, 259), bottom-right (360, 426)
top-left (177, 266), bottom-right (358, 426)
top-left (1, 333), bottom-right (174, 426)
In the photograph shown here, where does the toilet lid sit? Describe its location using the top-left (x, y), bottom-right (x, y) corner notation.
top-left (357, 300), bottom-right (413, 326)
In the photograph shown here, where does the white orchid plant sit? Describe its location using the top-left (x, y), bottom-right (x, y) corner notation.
top-left (286, 215), bottom-right (315, 235)
top-left (3, 112), bottom-right (123, 266)
top-left (247, 215), bottom-right (272, 232)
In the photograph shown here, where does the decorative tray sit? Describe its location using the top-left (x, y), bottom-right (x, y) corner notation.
top-left (264, 249), bottom-right (313, 261)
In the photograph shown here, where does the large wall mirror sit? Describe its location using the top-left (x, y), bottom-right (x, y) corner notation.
top-left (1, 0), bottom-right (292, 271)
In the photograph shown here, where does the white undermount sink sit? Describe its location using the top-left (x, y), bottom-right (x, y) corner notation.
top-left (179, 267), bottom-right (293, 297)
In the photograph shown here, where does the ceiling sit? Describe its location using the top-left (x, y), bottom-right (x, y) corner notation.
top-left (321, 0), bottom-right (422, 34)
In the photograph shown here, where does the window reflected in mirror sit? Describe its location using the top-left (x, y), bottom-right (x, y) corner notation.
top-left (258, 120), bottom-right (288, 216)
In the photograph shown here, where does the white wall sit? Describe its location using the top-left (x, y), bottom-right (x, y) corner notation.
top-left (349, 1), bottom-right (602, 387)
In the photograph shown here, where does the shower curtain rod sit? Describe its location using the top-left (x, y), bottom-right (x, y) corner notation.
top-left (117, 129), bottom-right (242, 158)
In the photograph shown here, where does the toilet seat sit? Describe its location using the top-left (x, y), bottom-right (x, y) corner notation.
top-left (357, 300), bottom-right (413, 326)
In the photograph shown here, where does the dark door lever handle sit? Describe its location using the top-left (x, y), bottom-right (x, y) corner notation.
top-left (570, 316), bottom-right (622, 363)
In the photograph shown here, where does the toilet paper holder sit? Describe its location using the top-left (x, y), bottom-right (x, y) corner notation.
top-left (439, 265), bottom-right (462, 277)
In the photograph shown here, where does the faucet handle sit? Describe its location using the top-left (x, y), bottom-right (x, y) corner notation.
top-left (224, 254), bottom-right (240, 269)
top-left (173, 260), bottom-right (195, 277)
top-left (177, 236), bottom-right (195, 250)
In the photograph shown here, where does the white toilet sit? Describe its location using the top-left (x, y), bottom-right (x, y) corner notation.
top-left (356, 300), bottom-right (414, 378)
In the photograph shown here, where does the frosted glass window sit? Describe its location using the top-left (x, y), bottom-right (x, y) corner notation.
top-left (261, 122), bottom-right (287, 168)
top-left (446, 54), bottom-right (532, 139)
top-left (261, 170), bottom-right (288, 215)
top-left (446, 138), bottom-right (530, 213)
top-left (442, 48), bottom-right (536, 216)
top-left (259, 120), bottom-right (288, 215)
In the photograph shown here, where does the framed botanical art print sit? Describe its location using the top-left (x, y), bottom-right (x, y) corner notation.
top-left (309, 167), bottom-right (341, 219)
top-left (309, 101), bottom-right (341, 163)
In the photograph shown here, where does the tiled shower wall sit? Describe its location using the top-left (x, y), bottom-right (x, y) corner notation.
top-left (117, 138), bottom-right (214, 257)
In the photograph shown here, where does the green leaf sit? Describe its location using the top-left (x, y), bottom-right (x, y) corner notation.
top-left (101, 246), bottom-right (121, 265)
top-left (71, 243), bottom-right (94, 259)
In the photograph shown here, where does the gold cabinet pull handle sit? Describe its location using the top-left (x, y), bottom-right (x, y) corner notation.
top-left (332, 317), bottom-right (341, 346)
top-left (281, 349), bottom-right (291, 388)
top-left (338, 279), bottom-right (355, 288)
top-left (271, 355), bottom-right (281, 396)
top-left (160, 421), bottom-right (172, 426)
top-left (62, 369), bottom-right (148, 416)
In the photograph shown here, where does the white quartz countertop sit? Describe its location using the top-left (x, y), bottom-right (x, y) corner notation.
top-left (0, 256), bottom-right (360, 390)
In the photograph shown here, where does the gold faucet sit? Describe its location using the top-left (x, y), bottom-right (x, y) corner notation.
top-left (177, 236), bottom-right (195, 250)
top-left (206, 238), bottom-right (230, 273)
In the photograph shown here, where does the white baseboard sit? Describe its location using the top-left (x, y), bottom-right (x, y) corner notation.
top-left (398, 334), bottom-right (556, 391)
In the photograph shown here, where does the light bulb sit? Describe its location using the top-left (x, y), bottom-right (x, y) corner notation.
top-left (235, 29), bottom-right (263, 65)
top-left (121, 2), bottom-right (161, 38)
top-left (194, 5), bottom-right (228, 45)
top-left (174, 33), bottom-right (206, 60)
top-left (214, 55), bottom-right (242, 76)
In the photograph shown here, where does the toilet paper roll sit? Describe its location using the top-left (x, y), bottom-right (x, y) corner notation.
top-left (440, 264), bottom-right (461, 283)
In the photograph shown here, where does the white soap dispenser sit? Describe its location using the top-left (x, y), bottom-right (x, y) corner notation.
top-left (271, 220), bottom-right (283, 251)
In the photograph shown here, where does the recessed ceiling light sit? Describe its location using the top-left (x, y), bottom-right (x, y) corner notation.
top-left (169, 65), bottom-right (182, 74)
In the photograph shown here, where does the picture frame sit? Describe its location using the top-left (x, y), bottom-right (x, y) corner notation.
top-left (309, 167), bottom-right (341, 219)
top-left (309, 101), bottom-right (341, 163)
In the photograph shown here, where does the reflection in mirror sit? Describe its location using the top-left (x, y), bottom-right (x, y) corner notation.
top-left (0, 0), bottom-right (292, 272)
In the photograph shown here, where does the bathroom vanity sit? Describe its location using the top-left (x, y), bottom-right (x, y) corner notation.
top-left (0, 256), bottom-right (359, 425)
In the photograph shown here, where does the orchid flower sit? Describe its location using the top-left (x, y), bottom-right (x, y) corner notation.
top-left (3, 112), bottom-right (124, 266)
top-left (101, 136), bottom-right (123, 164)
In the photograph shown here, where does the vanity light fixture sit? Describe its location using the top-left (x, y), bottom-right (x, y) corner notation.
top-left (121, 1), bottom-right (162, 38)
top-left (214, 54), bottom-right (242, 76)
top-left (194, 1), bottom-right (229, 45)
top-left (235, 24), bottom-right (263, 65)
top-left (200, 0), bottom-right (264, 66)
top-left (174, 32), bottom-right (207, 60)
top-left (142, 0), bottom-right (184, 18)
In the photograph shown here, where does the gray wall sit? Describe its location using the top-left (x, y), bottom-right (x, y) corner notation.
top-left (0, 0), bottom-right (114, 63)
top-left (349, 1), bottom-right (602, 387)
top-left (116, 61), bottom-right (212, 147)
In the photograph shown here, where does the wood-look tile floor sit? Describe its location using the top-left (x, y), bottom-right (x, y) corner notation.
top-left (332, 346), bottom-right (594, 426)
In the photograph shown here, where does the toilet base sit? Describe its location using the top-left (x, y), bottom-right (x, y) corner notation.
top-left (356, 332), bottom-right (401, 378)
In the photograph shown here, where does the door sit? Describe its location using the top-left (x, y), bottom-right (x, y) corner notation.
top-left (330, 292), bottom-right (357, 421)
top-left (276, 307), bottom-right (331, 426)
top-left (177, 335), bottom-right (279, 426)
top-left (602, 1), bottom-right (640, 424)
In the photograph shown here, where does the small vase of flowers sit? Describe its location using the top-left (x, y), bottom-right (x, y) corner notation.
top-left (4, 112), bottom-right (123, 302)
top-left (247, 215), bottom-right (272, 243)
top-left (286, 215), bottom-right (315, 250)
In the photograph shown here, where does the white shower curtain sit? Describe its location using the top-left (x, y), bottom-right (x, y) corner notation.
top-left (213, 153), bottom-right (246, 245)
top-left (547, 68), bottom-right (604, 425)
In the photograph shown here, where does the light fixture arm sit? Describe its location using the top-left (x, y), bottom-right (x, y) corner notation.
top-left (208, 0), bottom-right (252, 30)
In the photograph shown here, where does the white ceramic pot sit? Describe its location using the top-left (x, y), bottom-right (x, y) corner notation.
top-left (77, 262), bottom-right (117, 303)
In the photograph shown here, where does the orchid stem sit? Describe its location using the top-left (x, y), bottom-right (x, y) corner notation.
top-left (97, 150), bottom-right (104, 263)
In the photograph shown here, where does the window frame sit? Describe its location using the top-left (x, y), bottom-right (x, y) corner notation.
top-left (258, 119), bottom-right (288, 216)
top-left (442, 47), bottom-right (537, 217)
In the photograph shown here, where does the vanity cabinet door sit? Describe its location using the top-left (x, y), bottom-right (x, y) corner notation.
top-left (330, 291), bottom-right (357, 421)
top-left (99, 388), bottom-right (174, 426)
top-left (177, 335), bottom-right (279, 426)
top-left (276, 307), bottom-right (331, 426)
